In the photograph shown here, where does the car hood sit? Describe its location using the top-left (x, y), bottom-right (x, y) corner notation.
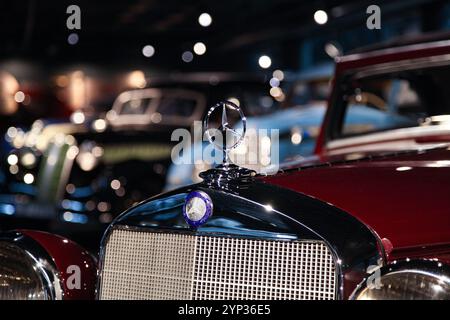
top-left (260, 146), bottom-right (450, 252)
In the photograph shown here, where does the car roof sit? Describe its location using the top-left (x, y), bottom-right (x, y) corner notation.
top-left (335, 39), bottom-right (450, 72)
top-left (348, 31), bottom-right (450, 55)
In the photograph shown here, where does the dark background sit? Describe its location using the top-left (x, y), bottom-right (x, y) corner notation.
top-left (1, 0), bottom-right (450, 124)
top-left (2, 0), bottom-right (449, 68)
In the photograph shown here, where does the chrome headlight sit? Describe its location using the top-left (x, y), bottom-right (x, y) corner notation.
top-left (0, 242), bottom-right (46, 300)
top-left (0, 233), bottom-right (62, 300)
top-left (351, 260), bottom-right (450, 300)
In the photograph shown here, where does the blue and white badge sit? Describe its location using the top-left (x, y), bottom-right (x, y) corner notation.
top-left (183, 190), bottom-right (213, 228)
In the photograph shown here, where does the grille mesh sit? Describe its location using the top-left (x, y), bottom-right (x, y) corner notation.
top-left (100, 229), bottom-right (337, 300)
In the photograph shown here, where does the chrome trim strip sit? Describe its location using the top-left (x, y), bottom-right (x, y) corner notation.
top-left (351, 54), bottom-right (450, 79)
top-left (327, 125), bottom-right (450, 150)
top-left (337, 40), bottom-right (450, 64)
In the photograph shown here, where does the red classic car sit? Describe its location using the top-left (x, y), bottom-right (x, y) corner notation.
top-left (1, 39), bottom-right (450, 300)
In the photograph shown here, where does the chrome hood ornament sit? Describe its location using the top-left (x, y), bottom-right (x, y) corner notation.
top-left (200, 100), bottom-right (256, 188)
top-left (203, 100), bottom-right (246, 164)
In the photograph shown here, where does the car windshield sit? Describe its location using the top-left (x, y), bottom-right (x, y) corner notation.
top-left (120, 98), bottom-right (153, 115)
top-left (338, 63), bottom-right (450, 137)
top-left (155, 97), bottom-right (198, 117)
top-left (285, 78), bottom-right (330, 108)
top-left (112, 89), bottom-right (202, 123)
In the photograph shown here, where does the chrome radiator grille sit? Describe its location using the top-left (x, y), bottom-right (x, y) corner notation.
top-left (99, 229), bottom-right (337, 300)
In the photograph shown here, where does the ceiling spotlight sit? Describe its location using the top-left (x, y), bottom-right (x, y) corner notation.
top-left (14, 91), bottom-right (25, 103)
top-left (269, 77), bottom-right (280, 88)
top-left (127, 70), bottom-right (146, 88)
top-left (258, 55), bottom-right (272, 69)
top-left (70, 111), bottom-right (86, 124)
top-left (142, 45), bottom-right (155, 57)
top-left (198, 13), bottom-right (212, 27)
top-left (7, 154), bottom-right (18, 166)
top-left (269, 87), bottom-right (282, 98)
top-left (314, 10), bottom-right (328, 25)
top-left (23, 173), bottom-right (34, 185)
top-left (272, 69), bottom-right (284, 81)
top-left (193, 42), bottom-right (207, 55)
top-left (67, 33), bottom-right (79, 45)
top-left (325, 42), bottom-right (342, 58)
top-left (93, 119), bottom-right (107, 132)
top-left (182, 51), bottom-right (194, 63)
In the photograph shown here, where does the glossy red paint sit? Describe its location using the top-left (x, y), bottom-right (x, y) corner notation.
top-left (262, 147), bottom-right (450, 261)
top-left (293, 40), bottom-right (450, 266)
top-left (19, 230), bottom-right (97, 300)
